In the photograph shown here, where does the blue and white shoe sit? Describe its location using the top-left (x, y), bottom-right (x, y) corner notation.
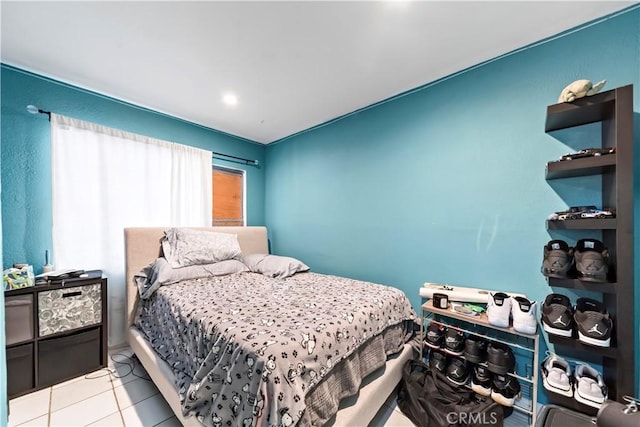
top-left (574, 363), bottom-right (607, 408)
top-left (487, 292), bottom-right (511, 328)
top-left (511, 296), bottom-right (537, 334)
top-left (541, 354), bottom-right (573, 397)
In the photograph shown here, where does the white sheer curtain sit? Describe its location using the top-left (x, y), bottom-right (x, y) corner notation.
top-left (51, 114), bottom-right (212, 345)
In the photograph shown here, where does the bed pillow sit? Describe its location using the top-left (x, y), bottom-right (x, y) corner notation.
top-left (243, 253), bottom-right (310, 279)
top-left (161, 228), bottom-right (242, 268)
top-left (135, 258), bottom-right (249, 299)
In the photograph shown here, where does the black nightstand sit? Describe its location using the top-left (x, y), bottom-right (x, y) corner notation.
top-left (4, 274), bottom-right (108, 398)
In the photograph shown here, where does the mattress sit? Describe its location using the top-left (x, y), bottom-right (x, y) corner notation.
top-left (134, 271), bottom-right (418, 426)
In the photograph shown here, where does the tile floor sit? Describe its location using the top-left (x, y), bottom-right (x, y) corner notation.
top-left (8, 347), bottom-right (415, 427)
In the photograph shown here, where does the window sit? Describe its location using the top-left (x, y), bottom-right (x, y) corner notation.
top-left (212, 166), bottom-right (245, 226)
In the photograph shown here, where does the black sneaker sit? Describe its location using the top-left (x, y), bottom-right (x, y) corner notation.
top-left (541, 293), bottom-right (574, 337)
top-left (486, 342), bottom-right (515, 375)
top-left (428, 350), bottom-right (447, 373)
top-left (424, 322), bottom-right (445, 349)
top-left (574, 298), bottom-right (613, 347)
top-left (542, 240), bottom-right (574, 279)
top-left (464, 335), bottom-right (488, 364)
top-left (574, 239), bottom-right (609, 282)
top-left (491, 374), bottom-right (521, 407)
top-left (471, 364), bottom-right (492, 397)
top-left (443, 328), bottom-right (465, 356)
top-left (446, 358), bottom-right (469, 386)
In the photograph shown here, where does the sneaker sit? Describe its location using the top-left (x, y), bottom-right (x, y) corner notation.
top-left (424, 322), bottom-right (445, 349)
top-left (574, 363), bottom-right (608, 408)
top-left (491, 374), bottom-right (521, 407)
top-left (428, 349), bottom-right (447, 373)
top-left (464, 335), bottom-right (488, 364)
top-left (443, 328), bottom-right (465, 356)
top-left (486, 342), bottom-right (515, 375)
top-left (445, 358), bottom-right (469, 386)
top-left (541, 354), bottom-right (573, 397)
top-left (511, 296), bottom-right (538, 334)
top-left (574, 298), bottom-right (613, 347)
top-left (487, 292), bottom-right (511, 328)
top-left (541, 293), bottom-right (574, 337)
top-left (542, 239), bottom-right (574, 279)
top-left (471, 365), bottom-right (492, 396)
top-left (574, 238), bottom-right (609, 282)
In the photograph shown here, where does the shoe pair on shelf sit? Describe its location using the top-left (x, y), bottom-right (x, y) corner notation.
top-left (426, 324), bottom-right (517, 373)
top-left (427, 348), bottom-right (469, 386)
top-left (541, 294), bottom-right (613, 347)
top-left (424, 323), bottom-right (465, 356)
top-left (428, 350), bottom-right (521, 407)
top-left (465, 335), bottom-right (516, 375)
top-left (487, 292), bottom-right (538, 334)
top-left (541, 354), bottom-right (608, 408)
top-left (542, 238), bottom-right (609, 282)
top-left (471, 364), bottom-right (522, 407)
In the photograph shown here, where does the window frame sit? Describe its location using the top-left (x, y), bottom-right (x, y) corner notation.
top-left (212, 164), bottom-right (246, 226)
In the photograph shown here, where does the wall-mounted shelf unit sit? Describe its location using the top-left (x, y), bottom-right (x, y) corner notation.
top-left (546, 218), bottom-right (616, 230)
top-left (545, 155), bottom-right (616, 179)
top-left (546, 277), bottom-right (618, 294)
top-left (543, 84), bottom-right (634, 409)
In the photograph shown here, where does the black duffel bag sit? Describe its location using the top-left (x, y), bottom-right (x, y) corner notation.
top-left (397, 359), bottom-right (504, 427)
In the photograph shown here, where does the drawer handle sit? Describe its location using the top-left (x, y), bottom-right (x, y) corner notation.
top-left (62, 291), bottom-right (82, 298)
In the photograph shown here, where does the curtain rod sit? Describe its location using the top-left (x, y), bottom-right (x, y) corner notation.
top-left (27, 105), bottom-right (259, 166)
top-left (27, 105), bottom-right (51, 120)
top-left (212, 152), bottom-right (259, 166)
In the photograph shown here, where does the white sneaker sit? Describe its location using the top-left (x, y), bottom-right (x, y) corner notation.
top-left (511, 296), bottom-right (538, 334)
top-left (487, 292), bottom-right (511, 328)
top-left (541, 354), bottom-right (573, 397)
top-left (574, 363), bottom-right (607, 408)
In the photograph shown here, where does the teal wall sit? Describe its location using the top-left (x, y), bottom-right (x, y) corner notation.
top-left (0, 65), bottom-right (266, 272)
top-left (265, 8), bottom-right (640, 398)
top-left (0, 91), bottom-right (6, 426)
top-left (0, 5), bottom-right (638, 412)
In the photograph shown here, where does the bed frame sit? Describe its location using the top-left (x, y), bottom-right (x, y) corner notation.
top-left (124, 226), bottom-right (414, 426)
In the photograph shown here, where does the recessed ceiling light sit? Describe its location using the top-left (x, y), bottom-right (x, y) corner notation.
top-left (223, 93), bottom-right (238, 106)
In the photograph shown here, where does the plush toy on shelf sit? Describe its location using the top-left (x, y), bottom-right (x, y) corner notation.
top-left (557, 79), bottom-right (606, 103)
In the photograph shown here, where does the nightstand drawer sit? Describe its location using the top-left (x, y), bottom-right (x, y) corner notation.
top-left (5, 294), bottom-right (34, 345)
top-left (38, 283), bottom-right (102, 336)
top-left (7, 343), bottom-right (34, 396)
top-left (38, 327), bottom-right (101, 387)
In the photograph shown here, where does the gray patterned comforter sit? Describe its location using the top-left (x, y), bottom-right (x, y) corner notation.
top-left (135, 271), bottom-right (417, 427)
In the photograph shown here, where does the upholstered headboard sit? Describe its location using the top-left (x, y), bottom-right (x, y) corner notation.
top-left (124, 226), bottom-right (269, 327)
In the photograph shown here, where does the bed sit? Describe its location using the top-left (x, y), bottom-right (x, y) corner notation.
top-left (124, 226), bottom-right (418, 426)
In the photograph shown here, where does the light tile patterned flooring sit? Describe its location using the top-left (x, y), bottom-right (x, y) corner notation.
top-left (8, 347), bottom-right (415, 427)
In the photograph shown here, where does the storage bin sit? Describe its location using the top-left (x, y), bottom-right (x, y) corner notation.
top-left (38, 283), bottom-right (102, 336)
top-left (535, 404), bottom-right (597, 426)
top-left (38, 327), bottom-right (101, 387)
top-left (7, 343), bottom-right (34, 396)
top-left (5, 294), bottom-right (34, 345)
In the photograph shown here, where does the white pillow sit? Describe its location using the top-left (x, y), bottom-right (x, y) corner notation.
top-left (135, 258), bottom-right (249, 299)
top-left (162, 228), bottom-right (242, 268)
top-left (243, 253), bottom-right (310, 279)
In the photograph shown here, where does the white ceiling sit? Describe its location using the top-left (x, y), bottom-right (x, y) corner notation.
top-left (1, 1), bottom-right (636, 144)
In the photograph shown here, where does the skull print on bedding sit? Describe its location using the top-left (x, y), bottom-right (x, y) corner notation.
top-left (134, 271), bottom-right (417, 427)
